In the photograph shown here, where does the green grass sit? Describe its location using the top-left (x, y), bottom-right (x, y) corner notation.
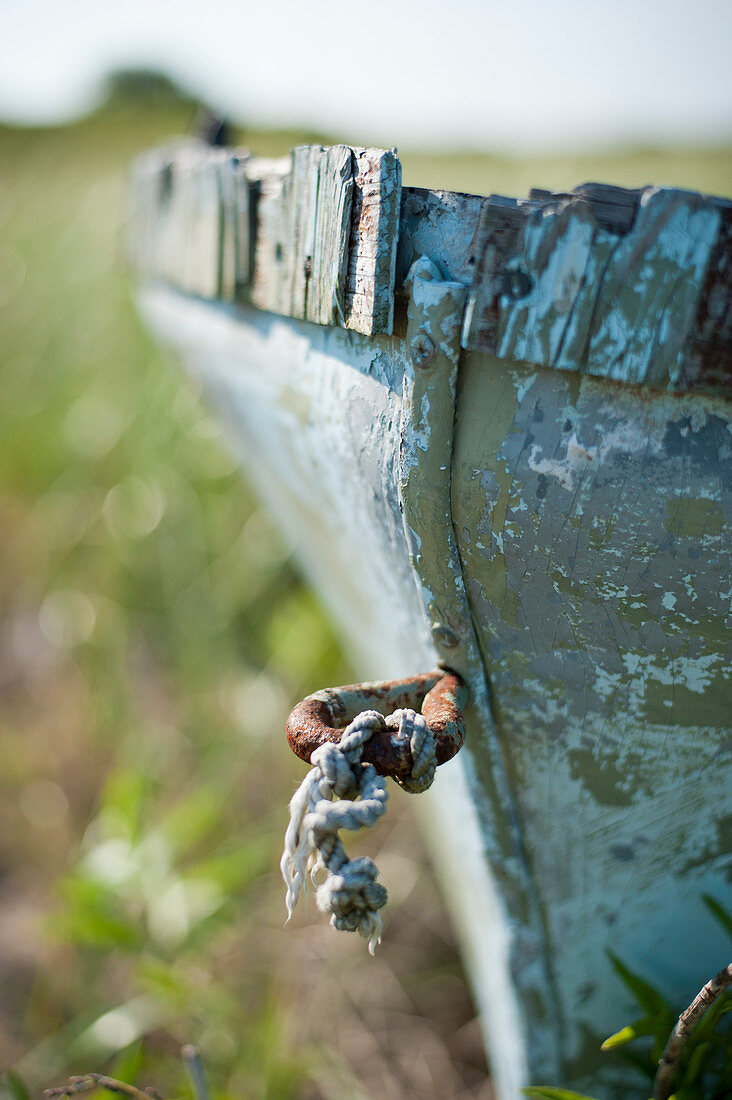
top-left (1, 95), bottom-right (730, 1099)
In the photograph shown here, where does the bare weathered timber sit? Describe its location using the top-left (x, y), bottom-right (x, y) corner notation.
top-left (682, 203), bottom-right (732, 390)
top-left (129, 142), bottom-right (254, 301)
top-left (180, 150), bottom-right (225, 299)
top-left (250, 144), bottom-right (354, 323)
top-left (344, 147), bottom-right (401, 334)
top-left (248, 154), bottom-right (291, 314)
top-left (309, 145), bottom-right (354, 325)
top-left (219, 151), bottom-right (251, 301)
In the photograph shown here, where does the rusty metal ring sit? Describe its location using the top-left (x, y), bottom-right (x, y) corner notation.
top-left (286, 669), bottom-right (466, 781)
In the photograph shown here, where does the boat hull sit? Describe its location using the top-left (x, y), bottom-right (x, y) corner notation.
top-left (139, 285), bottom-right (731, 1099)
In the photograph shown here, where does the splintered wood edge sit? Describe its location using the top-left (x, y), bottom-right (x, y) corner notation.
top-left (344, 148), bottom-right (401, 335)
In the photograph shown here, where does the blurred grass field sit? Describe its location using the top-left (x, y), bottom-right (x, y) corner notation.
top-left (1, 78), bottom-right (730, 1099)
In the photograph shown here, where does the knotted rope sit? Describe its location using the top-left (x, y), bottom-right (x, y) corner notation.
top-left (280, 706), bottom-right (437, 952)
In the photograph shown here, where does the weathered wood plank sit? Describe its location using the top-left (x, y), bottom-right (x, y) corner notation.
top-left (219, 152), bottom-right (249, 301)
top-left (249, 146), bottom-right (354, 324)
top-left (344, 148), bottom-right (401, 334)
top-left (161, 154), bottom-right (186, 288)
top-left (234, 155), bottom-right (254, 294)
top-left (248, 154), bottom-right (290, 315)
top-left (310, 145), bottom-right (354, 325)
top-left (462, 183), bottom-right (731, 393)
top-left (129, 147), bottom-right (175, 280)
top-left (285, 144), bottom-right (354, 326)
top-left (239, 144), bottom-right (394, 332)
top-left (449, 349), bottom-right (732, 1097)
top-left (585, 190), bottom-right (722, 387)
top-left (459, 195), bottom-right (526, 350)
top-left (283, 144), bottom-right (314, 317)
top-left (188, 153), bottom-right (224, 299)
top-left (129, 142), bottom-right (251, 302)
top-left (530, 182), bottom-right (643, 235)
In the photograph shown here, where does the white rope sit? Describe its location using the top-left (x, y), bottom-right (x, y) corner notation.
top-left (280, 706), bottom-right (437, 952)
top-left (389, 707), bottom-right (436, 794)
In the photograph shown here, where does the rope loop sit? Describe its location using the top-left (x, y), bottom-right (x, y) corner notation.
top-left (280, 703), bottom-right (439, 952)
top-left (388, 707), bottom-right (436, 793)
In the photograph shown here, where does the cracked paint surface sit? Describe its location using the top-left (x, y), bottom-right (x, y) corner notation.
top-left (451, 354), bottom-right (731, 1096)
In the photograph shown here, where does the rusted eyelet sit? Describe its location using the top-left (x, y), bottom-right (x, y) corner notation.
top-left (285, 669), bottom-right (466, 781)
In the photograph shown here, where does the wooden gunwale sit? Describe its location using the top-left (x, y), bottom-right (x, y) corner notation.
top-left (128, 140), bottom-right (732, 397)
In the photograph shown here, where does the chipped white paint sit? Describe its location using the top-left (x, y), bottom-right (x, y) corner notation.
top-left (511, 368), bottom-right (538, 404)
top-left (528, 432), bottom-right (598, 491)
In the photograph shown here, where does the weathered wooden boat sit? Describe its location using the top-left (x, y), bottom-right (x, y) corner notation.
top-left (127, 139), bottom-right (731, 1100)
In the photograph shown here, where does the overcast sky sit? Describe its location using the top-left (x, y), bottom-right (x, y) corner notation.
top-left (1, 0), bottom-right (730, 151)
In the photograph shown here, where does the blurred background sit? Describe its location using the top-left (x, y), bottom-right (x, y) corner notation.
top-left (1, 2), bottom-right (731, 1098)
